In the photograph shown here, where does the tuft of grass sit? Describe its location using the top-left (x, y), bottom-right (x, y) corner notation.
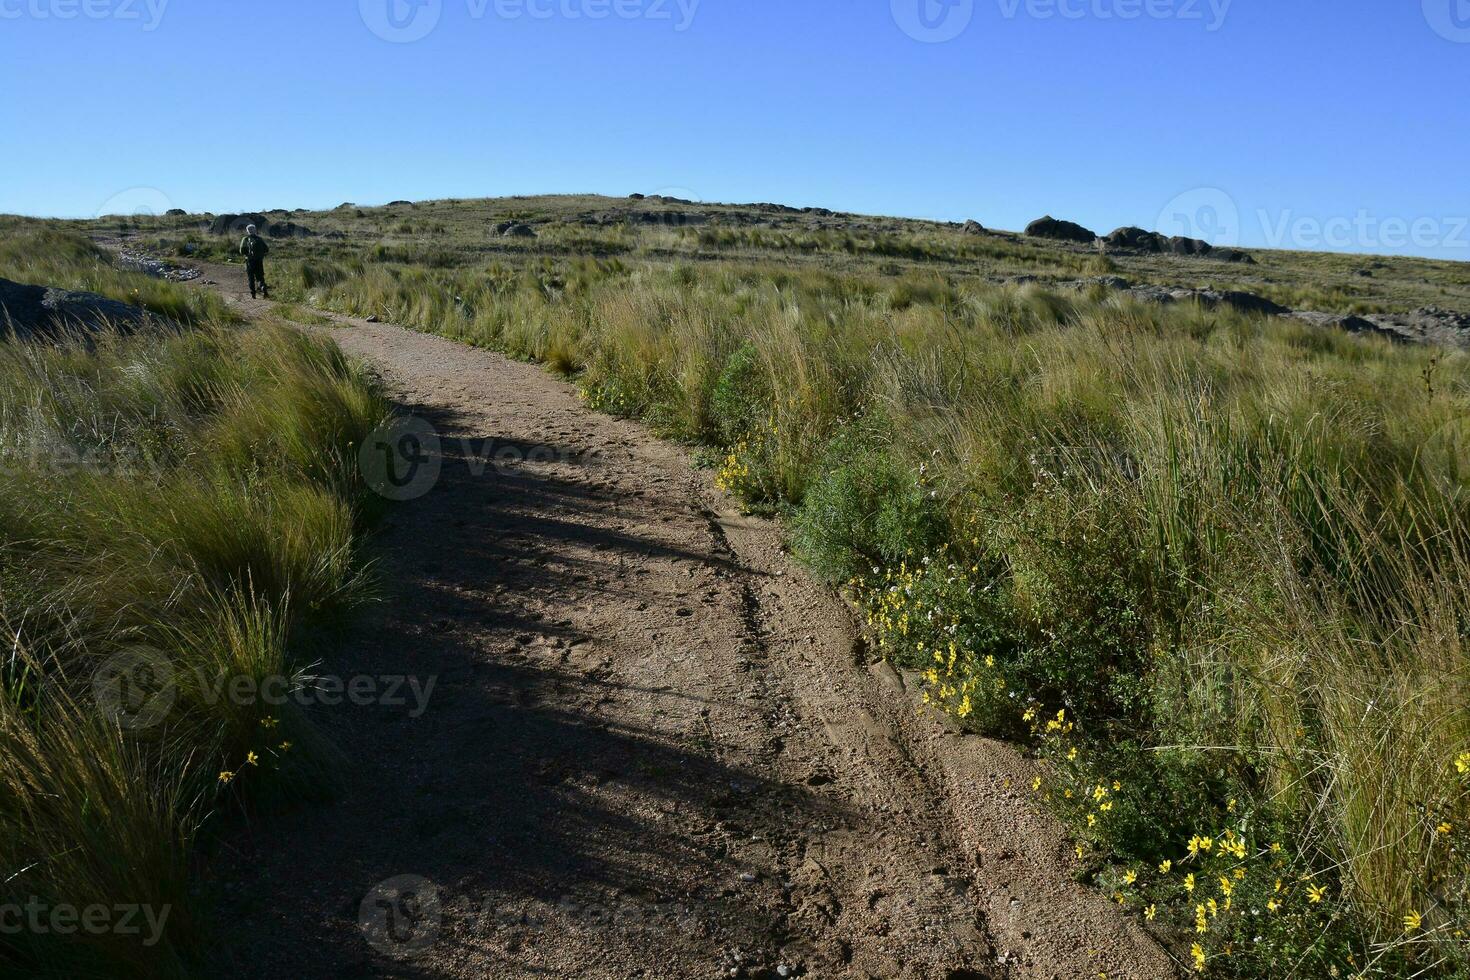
top-left (0, 230), bottom-right (392, 978)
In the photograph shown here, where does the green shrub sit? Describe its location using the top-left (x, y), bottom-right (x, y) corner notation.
top-left (790, 423), bottom-right (945, 582)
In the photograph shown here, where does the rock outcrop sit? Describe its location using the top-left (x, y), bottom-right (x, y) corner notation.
top-left (209, 213), bottom-right (267, 236)
top-left (1025, 216), bottom-right (1098, 244)
top-left (1357, 306), bottom-right (1470, 348)
top-left (0, 277), bottom-right (148, 341)
top-left (495, 221), bottom-right (537, 238)
top-left (266, 222), bottom-right (315, 239)
top-left (1102, 226), bottom-right (1253, 263)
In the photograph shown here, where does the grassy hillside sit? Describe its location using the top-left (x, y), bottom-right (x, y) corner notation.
top-left (0, 228), bottom-right (391, 978)
top-left (37, 196), bottom-right (1470, 975)
top-left (92, 193), bottom-right (1470, 318)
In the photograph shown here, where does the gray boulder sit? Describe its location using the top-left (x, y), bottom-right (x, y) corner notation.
top-left (1192, 290), bottom-right (1287, 316)
top-left (632, 210), bottom-right (708, 227)
top-left (962, 219), bottom-right (986, 235)
top-left (1025, 215), bottom-right (1097, 244)
top-left (1167, 235), bottom-right (1214, 256)
top-left (498, 222), bottom-right (537, 238)
top-left (1105, 226), bottom-right (1166, 251)
top-left (0, 277), bottom-right (148, 341)
top-left (1122, 285), bottom-right (1287, 317)
top-left (266, 222), bottom-right (315, 238)
top-left (1285, 311), bottom-right (1400, 341)
top-left (209, 213), bottom-right (267, 236)
top-left (1360, 306), bottom-right (1470, 349)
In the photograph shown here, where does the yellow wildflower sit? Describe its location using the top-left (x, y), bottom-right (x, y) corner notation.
top-left (1159, 860), bottom-right (1172, 874)
top-left (1404, 910), bottom-right (1422, 934)
top-left (1191, 943), bottom-right (1206, 972)
top-left (218, 771), bottom-right (236, 784)
top-left (1307, 884), bottom-right (1327, 904)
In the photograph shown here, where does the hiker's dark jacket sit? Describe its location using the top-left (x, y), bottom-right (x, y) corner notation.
top-left (240, 234), bottom-right (270, 264)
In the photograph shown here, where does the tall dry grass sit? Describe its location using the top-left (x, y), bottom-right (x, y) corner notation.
top-left (278, 249), bottom-right (1470, 972)
top-left (0, 230), bottom-right (391, 977)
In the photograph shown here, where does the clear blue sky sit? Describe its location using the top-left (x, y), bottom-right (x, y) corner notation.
top-left (3, 0), bottom-right (1468, 257)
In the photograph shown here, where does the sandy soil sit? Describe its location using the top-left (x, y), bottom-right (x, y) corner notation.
top-left (174, 255), bottom-right (1176, 979)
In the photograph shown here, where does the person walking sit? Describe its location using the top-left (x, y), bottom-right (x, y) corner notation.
top-left (239, 224), bottom-right (270, 299)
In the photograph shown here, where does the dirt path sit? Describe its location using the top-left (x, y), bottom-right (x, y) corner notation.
top-left (173, 256), bottom-right (1174, 979)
